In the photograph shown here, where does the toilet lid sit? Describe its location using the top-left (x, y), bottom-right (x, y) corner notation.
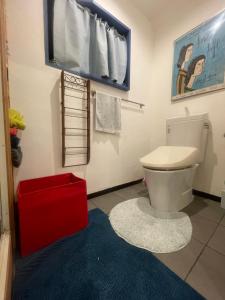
top-left (140, 146), bottom-right (200, 170)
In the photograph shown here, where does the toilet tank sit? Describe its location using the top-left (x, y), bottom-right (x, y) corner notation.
top-left (166, 113), bottom-right (209, 163)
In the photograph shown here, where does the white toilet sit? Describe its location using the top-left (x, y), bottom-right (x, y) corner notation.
top-left (140, 113), bottom-right (209, 213)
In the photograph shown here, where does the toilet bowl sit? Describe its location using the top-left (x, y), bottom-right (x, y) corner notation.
top-left (144, 165), bottom-right (198, 213)
top-left (140, 114), bottom-right (209, 213)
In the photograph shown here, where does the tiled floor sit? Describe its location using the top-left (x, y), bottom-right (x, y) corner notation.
top-left (88, 182), bottom-right (225, 300)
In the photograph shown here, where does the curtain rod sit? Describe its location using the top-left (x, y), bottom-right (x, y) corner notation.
top-left (91, 91), bottom-right (145, 109)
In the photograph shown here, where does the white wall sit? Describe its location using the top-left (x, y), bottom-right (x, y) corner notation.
top-left (6, 0), bottom-right (154, 193)
top-left (7, 0), bottom-right (224, 197)
top-left (149, 1), bottom-right (225, 196)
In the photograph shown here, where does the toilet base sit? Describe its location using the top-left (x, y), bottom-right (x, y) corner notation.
top-left (144, 164), bottom-right (198, 213)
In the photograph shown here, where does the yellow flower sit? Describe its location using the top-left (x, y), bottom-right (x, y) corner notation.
top-left (9, 108), bottom-right (26, 130)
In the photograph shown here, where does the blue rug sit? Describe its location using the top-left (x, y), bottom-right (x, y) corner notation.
top-left (13, 209), bottom-right (204, 300)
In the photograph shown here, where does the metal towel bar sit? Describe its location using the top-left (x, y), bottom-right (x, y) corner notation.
top-left (91, 90), bottom-right (145, 109)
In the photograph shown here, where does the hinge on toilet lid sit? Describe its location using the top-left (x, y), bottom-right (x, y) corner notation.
top-left (204, 122), bottom-right (209, 129)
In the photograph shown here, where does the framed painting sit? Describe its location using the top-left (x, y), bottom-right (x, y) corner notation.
top-left (172, 10), bottom-right (225, 101)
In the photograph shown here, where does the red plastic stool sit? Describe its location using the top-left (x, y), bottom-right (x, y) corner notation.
top-left (17, 173), bottom-right (88, 256)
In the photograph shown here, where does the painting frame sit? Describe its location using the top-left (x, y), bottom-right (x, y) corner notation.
top-left (171, 9), bottom-right (225, 101)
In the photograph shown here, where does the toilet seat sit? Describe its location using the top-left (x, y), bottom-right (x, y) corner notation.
top-left (140, 146), bottom-right (200, 170)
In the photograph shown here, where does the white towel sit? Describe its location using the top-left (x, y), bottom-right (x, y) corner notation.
top-left (95, 92), bottom-right (121, 134)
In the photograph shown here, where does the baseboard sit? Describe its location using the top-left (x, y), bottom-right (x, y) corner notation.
top-left (88, 181), bottom-right (221, 203)
top-left (193, 189), bottom-right (221, 202)
top-left (88, 179), bottom-right (143, 199)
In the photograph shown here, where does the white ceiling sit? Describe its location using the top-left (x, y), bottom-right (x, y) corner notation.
top-left (130, 0), bottom-right (208, 26)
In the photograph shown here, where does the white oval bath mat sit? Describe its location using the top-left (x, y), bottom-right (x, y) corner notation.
top-left (109, 197), bottom-right (192, 254)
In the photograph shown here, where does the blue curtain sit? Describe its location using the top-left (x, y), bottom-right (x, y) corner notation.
top-left (53, 0), bottom-right (91, 73)
top-left (107, 28), bottom-right (127, 84)
top-left (53, 0), bottom-right (128, 84)
top-left (90, 16), bottom-right (109, 78)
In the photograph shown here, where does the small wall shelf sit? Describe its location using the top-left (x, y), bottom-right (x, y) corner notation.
top-left (44, 0), bottom-right (131, 91)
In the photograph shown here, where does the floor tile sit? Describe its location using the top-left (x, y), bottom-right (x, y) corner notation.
top-left (208, 225), bottom-right (225, 256)
top-left (190, 215), bottom-right (218, 244)
top-left (154, 238), bottom-right (204, 279)
top-left (130, 182), bottom-right (145, 192)
top-left (203, 198), bottom-right (222, 208)
top-left (88, 200), bottom-right (96, 211)
top-left (91, 192), bottom-right (125, 214)
top-left (132, 182), bottom-right (148, 194)
top-left (115, 184), bottom-right (148, 200)
top-left (220, 215), bottom-right (225, 226)
top-left (114, 186), bottom-right (139, 200)
top-left (137, 190), bottom-right (149, 198)
top-left (187, 247), bottom-right (225, 300)
top-left (183, 198), bottom-right (225, 223)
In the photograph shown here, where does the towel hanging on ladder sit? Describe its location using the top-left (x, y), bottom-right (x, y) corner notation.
top-left (95, 92), bottom-right (121, 134)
